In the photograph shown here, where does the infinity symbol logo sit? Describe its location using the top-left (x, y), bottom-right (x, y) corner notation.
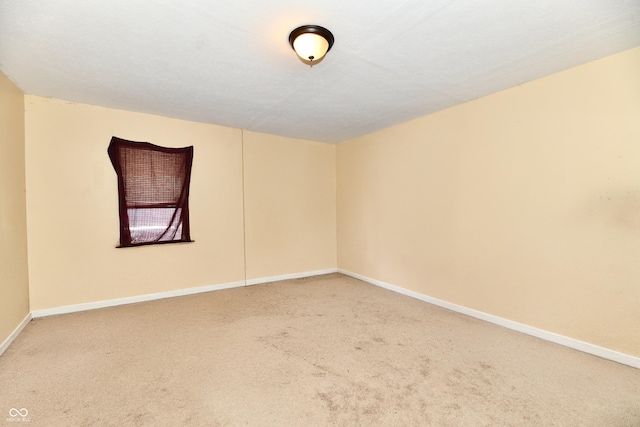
top-left (9, 408), bottom-right (28, 417)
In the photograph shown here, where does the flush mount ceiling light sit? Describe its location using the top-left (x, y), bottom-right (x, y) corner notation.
top-left (289, 25), bottom-right (334, 66)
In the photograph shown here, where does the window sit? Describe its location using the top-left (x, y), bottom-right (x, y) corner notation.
top-left (107, 137), bottom-right (194, 247)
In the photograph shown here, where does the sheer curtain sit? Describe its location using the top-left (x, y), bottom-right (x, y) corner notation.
top-left (108, 137), bottom-right (194, 247)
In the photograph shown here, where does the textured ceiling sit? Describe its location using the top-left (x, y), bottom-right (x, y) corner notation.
top-left (1, 1), bottom-right (639, 143)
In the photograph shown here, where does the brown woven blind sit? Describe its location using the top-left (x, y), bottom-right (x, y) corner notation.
top-left (108, 137), bottom-right (194, 247)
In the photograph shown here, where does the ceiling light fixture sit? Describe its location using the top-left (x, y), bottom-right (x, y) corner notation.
top-left (289, 25), bottom-right (334, 66)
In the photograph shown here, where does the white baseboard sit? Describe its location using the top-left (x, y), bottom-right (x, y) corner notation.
top-left (31, 280), bottom-right (246, 318)
top-left (0, 313), bottom-right (32, 357)
top-left (29, 268), bottom-right (339, 318)
top-left (20, 268), bottom-right (639, 370)
top-left (245, 268), bottom-right (338, 286)
top-left (338, 269), bottom-right (640, 370)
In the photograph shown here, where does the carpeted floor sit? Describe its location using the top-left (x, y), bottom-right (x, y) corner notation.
top-left (1, 273), bottom-right (639, 426)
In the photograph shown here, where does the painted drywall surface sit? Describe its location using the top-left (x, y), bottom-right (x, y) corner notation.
top-left (243, 131), bottom-right (337, 279)
top-left (337, 47), bottom-right (640, 356)
top-left (25, 97), bottom-right (245, 310)
top-left (0, 72), bottom-right (30, 342)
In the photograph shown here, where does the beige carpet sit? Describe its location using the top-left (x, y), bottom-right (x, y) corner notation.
top-left (1, 273), bottom-right (639, 426)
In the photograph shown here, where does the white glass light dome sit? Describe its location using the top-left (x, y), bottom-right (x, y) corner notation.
top-left (289, 25), bottom-right (334, 66)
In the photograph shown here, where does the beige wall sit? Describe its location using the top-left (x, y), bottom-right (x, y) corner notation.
top-left (25, 97), bottom-right (246, 310)
top-left (337, 47), bottom-right (640, 357)
top-left (243, 131), bottom-right (336, 279)
top-left (24, 97), bottom-right (337, 310)
top-left (0, 72), bottom-right (30, 344)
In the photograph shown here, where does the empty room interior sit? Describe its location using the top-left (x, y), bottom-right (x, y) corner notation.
top-left (1, 1), bottom-right (640, 425)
